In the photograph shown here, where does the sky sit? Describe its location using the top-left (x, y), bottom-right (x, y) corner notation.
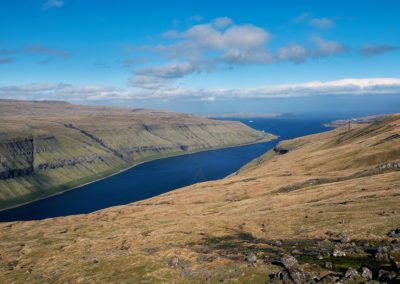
top-left (0, 0), bottom-right (399, 116)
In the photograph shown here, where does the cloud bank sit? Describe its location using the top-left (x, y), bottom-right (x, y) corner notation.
top-left (128, 17), bottom-right (348, 88)
top-left (1, 78), bottom-right (399, 102)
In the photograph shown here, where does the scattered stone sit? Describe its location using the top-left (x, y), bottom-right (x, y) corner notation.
top-left (375, 252), bottom-right (387, 261)
top-left (389, 251), bottom-right (400, 272)
top-left (274, 240), bottom-right (282, 247)
top-left (324, 262), bottom-right (332, 269)
top-left (291, 249), bottom-right (301, 255)
top-left (168, 256), bottom-right (179, 267)
top-left (246, 252), bottom-right (257, 263)
top-left (120, 239), bottom-right (129, 250)
top-left (344, 267), bottom-right (360, 280)
top-left (339, 233), bottom-right (351, 243)
top-left (388, 228), bottom-right (400, 238)
top-left (378, 245), bottom-right (389, 253)
top-left (273, 269), bottom-right (291, 283)
top-left (55, 269), bottom-right (63, 275)
top-left (179, 270), bottom-right (188, 278)
top-left (377, 267), bottom-right (397, 281)
top-left (318, 273), bottom-right (340, 283)
top-left (34, 275), bottom-right (43, 280)
top-left (277, 255), bottom-right (311, 284)
top-left (360, 267), bottom-right (372, 280)
top-left (26, 269), bottom-right (32, 274)
top-left (281, 255), bottom-right (298, 269)
top-left (332, 248), bottom-right (346, 257)
top-left (92, 259), bottom-right (98, 264)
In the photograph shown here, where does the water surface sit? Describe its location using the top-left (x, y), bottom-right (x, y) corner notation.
top-left (0, 116), bottom-right (332, 222)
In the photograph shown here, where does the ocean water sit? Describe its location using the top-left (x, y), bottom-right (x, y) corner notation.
top-left (0, 115), bottom-right (333, 222)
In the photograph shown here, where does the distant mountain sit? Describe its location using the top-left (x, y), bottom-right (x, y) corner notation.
top-left (323, 114), bottom-right (390, 128)
top-left (0, 100), bottom-right (274, 209)
top-left (1, 113), bottom-right (399, 282)
top-left (201, 112), bottom-right (295, 118)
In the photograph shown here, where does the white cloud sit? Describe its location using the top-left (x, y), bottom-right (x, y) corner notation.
top-left (24, 45), bottom-right (70, 57)
top-left (292, 13), bottom-right (310, 23)
top-left (42, 0), bottom-right (64, 10)
top-left (134, 62), bottom-right (199, 78)
top-left (218, 48), bottom-right (274, 65)
top-left (277, 43), bottom-right (308, 63)
top-left (212, 17), bottom-right (234, 29)
top-left (130, 19), bottom-right (348, 83)
top-left (309, 17), bottom-right (335, 29)
top-left (311, 36), bottom-right (347, 57)
top-left (129, 76), bottom-right (170, 89)
top-left (358, 44), bottom-right (398, 56)
top-left (1, 78), bottom-right (400, 102)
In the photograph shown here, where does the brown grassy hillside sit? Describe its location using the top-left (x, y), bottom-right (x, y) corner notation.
top-left (0, 114), bottom-right (399, 283)
top-left (0, 100), bottom-right (273, 209)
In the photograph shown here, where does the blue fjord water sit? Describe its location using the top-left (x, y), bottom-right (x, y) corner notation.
top-left (0, 116), bottom-right (333, 222)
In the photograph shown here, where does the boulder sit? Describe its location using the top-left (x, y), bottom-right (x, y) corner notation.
top-left (360, 267), bottom-right (372, 280)
top-left (281, 255), bottom-right (299, 269)
top-left (332, 248), bottom-right (346, 257)
top-left (246, 252), bottom-right (257, 263)
top-left (339, 233), bottom-right (351, 243)
top-left (344, 267), bottom-right (360, 280)
top-left (274, 255), bottom-right (312, 284)
top-left (273, 269), bottom-right (291, 283)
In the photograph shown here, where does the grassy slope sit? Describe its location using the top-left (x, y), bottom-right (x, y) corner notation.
top-left (0, 100), bottom-right (273, 209)
top-left (0, 114), bottom-right (399, 283)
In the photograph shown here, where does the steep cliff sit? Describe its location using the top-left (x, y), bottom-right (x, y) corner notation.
top-left (0, 100), bottom-right (274, 209)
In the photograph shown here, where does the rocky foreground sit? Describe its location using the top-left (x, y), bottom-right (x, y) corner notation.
top-left (0, 100), bottom-right (272, 210)
top-left (0, 114), bottom-right (399, 283)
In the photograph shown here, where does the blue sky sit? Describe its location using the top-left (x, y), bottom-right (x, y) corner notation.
top-left (0, 0), bottom-right (399, 115)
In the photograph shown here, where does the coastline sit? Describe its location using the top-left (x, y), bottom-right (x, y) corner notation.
top-left (0, 135), bottom-right (277, 214)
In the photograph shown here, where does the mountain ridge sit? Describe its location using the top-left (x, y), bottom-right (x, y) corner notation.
top-left (0, 100), bottom-right (274, 210)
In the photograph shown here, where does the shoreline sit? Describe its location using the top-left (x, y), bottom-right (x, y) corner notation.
top-left (0, 135), bottom-right (277, 214)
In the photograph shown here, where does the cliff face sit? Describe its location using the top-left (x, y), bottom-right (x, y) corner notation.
top-left (0, 138), bottom-right (34, 179)
top-left (0, 100), bottom-right (274, 209)
top-left (0, 114), bottom-right (398, 283)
